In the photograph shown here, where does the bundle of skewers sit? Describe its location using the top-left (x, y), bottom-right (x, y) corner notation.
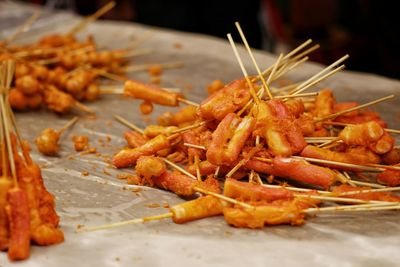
top-left (0, 60), bottom-right (63, 261)
top-left (0, 2), bottom-right (183, 115)
top-left (80, 23), bottom-right (400, 232)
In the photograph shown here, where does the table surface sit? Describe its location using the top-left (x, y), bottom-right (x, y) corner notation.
top-left (1, 2), bottom-right (400, 267)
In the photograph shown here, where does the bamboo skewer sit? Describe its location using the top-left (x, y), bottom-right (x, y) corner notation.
top-left (0, 60), bottom-right (18, 186)
top-left (170, 121), bottom-right (209, 134)
top-left (76, 212), bottom-right (174, 233)
top-left (3, 10), bottom-right (41, 45)
top-left (114, 115), bottom-right (144, 134)
top-left (226, 34), bottom-right (260, 104)
top-left (304, 202), bottom-right (396, 214)
top-left (314, 95), bottom-right (395, 123)
top-left (235, 22), bottom-right (273, 99)
top-left (294, 194), bottom-right (390, 205)
top-left (291, 65), bottom-right (346, 96)
top-left (335, 186), bottom-right (400, 197)
top-left (290, 54), bottom-right (349, 96)
top-left (58, 117), bottom-right (79, 135)
top-left (324, 121), bottom-right (400, 135)
top-left (256, 39), bottom-right (313, 80)
top-left (68, 1), bottom-right (116, 35)
top-left (123, 62), bottom-right (184, 73)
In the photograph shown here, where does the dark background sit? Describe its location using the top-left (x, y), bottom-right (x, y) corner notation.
top-left (28, 0), bottom-right (400, 79)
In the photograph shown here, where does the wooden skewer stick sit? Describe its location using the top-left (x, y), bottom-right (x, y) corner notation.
top-left (342, 171), bottom-right (357, 187)
top-left (291, 65), bottom-right (346, 96)
top-left (177, 98), bottom-right (199, 107)
top-left (3, 10), bottom-right (41, 45)
top-left (162, 158), bottom-right (254, 209)
top-left (262, 184), bottom-right (329, 195)
top-left (314, 94), bottom-right (395, 123)
top-left (170, 121), bottom-right (209, 135)
top-left (74, 100), bottom-right (95, 114)
top-left (254, 155), bottom-right (383, 173)
top-left (97, 70), bottom-right (127, 82)
top-left (256, 39), bottom-right (313, 80)
top-left (294, 194), bottom-right (389, 205)
top-left (114, 115), bottom-right (144, 134)
top-left (123, 62), bottom-right (184, 73)
top-left (324, 121), bottom-right (400, 135)
top-left (58, 117), bottom-right (79, 135)
top-left (116, 48), bottom-right (153, 59)
top-left (266, 53), bottom-right (284, 86)
top-left (290, 156), bottom-right (383, 172)
top-left (317, 137), bottom-right (341, 148)
top-left (194, 155), bottom-right (202, 181)
top-left (365, 163), bottom-right (400, 171)
top-left (290, 55), bottom-right (349, 95)
top-left (68, 1), bottom-right (116, 35)
top-left (214, 166), bottom-right (220, 178)
top-left (226, 158), bottom-right (247, 178)
top-left (226, 33), bottom-right (260, 104)
top-left (289, 44), bottom-right (320, 63)
top-left (334, 186), bottom-right (400, 197)
top-left (0, 60), bottom-right (18, 186)
top-left (235, 22), bottom-right (273, 99)
top-left (271, 56), bottom-right (309, 82)
top-left (76, 212), bottom-right (173, 233)
top-left (183, 143), bottom-right (206, 150)
top-left (304, 202), bottom-right (395, 214)
top-left (273, 82), bottom-right (300, 93)
top-left (348, 180), bottom-right (387, 189)
top-left (0, 100), bottom-right (17, 187)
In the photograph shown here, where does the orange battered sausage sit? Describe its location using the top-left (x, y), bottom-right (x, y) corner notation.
top-left (113, 134), bottom-right (170, 168)
top-left (171, 196), bottom-right (224, 224)
top-left (199, 79), bottom-right (251, 120)
top-left (124, 80), bottom-right (181, 106)
top-left (224, 178), bottom-right (293, 202)
top-left (6, 188), bottom-right (31, 261)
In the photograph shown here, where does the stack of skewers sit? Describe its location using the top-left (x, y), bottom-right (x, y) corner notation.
top-left (79, 23), bottom-right (400, 232)
top-left (0, 2), bottom-right (184, 115)
top-left (0, 60), bottom-right (63, 261)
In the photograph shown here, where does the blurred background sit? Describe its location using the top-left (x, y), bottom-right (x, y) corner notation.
top-left (14, 0), bottom-right (400, 79)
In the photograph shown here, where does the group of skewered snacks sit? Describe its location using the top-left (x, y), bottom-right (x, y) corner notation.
top-left (0, 61), bottom-right (63, 261)
top-left (0, 31), bottom-right (140, 115)
top-left (85, 63), bottom-right (400, 231)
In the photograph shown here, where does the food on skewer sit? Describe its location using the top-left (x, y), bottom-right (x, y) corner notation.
top-left (0, 60), bottom-right (63, 261)
top-left (0, 1), bottom-right (184, 115)
top-left (72, 135), bottom-right (90, 152)
top-left (85, 27), bottom-right (400, 233)
top-left (35, 117), bottom-right (78, 156)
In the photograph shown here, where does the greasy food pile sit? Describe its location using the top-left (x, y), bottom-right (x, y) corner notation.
top-left (0, 31), bottom-right (136, 114)
top-left (90, 36), bottom-right (400, 232)
top-left (0, 61), bottom-right (63, 261)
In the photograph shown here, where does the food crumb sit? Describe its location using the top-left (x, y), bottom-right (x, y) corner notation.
top-left (81, 171), bottom-right (89, 176)
top-left (146, 203), bottom-right (160, 208)
top-left (76, 224), bottom-right (84, 229)
top-left (102, 168), bottom-right (111, 176)
top-left (115, 257), bottom-right (120, 262)
top-left (162, 203), bottom-right (170, 208)
top-left (173, 42), bottom-right (183, 49)
top-left (130, 187), bottom-right (142, 193)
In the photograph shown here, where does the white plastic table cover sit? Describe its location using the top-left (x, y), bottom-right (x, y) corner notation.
top-left (1, 2), bottom-right (400, 267)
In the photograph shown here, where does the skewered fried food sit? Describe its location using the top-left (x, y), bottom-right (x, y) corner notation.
top-left (35, 117), bottom-right (78, 156)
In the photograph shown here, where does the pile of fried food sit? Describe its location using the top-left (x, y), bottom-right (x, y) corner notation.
top-left (81, 36), bottom-right (400, 232)
top-left (0, 61), bottom-right (63, 261)
top-left (0, 31), bottom-right (135, 114)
